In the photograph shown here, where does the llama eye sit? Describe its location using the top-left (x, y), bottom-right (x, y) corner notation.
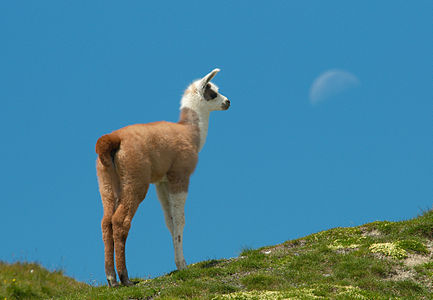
top-left (204, 87), bottom-right (218, 101)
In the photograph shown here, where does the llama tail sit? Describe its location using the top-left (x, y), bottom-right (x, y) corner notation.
top-left (96, 134), bottom-right (122, 203)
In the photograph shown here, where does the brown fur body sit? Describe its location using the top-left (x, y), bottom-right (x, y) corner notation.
top-left (96, 112), bottom-right (199, 286)
top-left (97, 118), bottom-right (200, 187)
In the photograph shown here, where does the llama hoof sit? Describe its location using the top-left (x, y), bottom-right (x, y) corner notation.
top-left (120, 277), bottom-right (139, 287)
top-left (176, 259), bottom-right (187, 270)
top-left (119, 271), bottom-right (136, 287)
top-left (121, 280), bottom-right (136, 287)
top-left (107, 278), bottom-right (120, 288)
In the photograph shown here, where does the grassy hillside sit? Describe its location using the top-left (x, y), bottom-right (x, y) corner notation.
top-left (1, 210), bottom-right (432, 299)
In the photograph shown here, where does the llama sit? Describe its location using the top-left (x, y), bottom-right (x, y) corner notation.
top-left (95, 69), bottom-right (230, 287)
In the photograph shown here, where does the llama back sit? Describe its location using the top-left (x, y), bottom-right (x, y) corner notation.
top-left (108, 122), bottom-right (198, 183)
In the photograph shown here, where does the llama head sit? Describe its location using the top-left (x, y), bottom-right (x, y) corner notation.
top-left (181, 68), bottom-right (230, 112)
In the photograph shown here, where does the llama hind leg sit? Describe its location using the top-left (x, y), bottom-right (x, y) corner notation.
top-left (101, 211), bottom-right (119, 287)
top-left (112, 184), bottom-right (148, 286)
top-left (112, 203), bottom-right (137, 286)
top-left (98, 169), bottom-right (120, 287)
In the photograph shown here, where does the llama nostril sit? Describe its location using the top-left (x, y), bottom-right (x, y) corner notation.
top-left (221, 99), bottom-right (230, 110)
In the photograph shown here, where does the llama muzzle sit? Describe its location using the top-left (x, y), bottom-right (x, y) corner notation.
top-left (222, 99), bottom-right (231, 110)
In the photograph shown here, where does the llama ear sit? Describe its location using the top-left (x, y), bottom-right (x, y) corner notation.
top-left (199, 68), bottom-right (220, 91)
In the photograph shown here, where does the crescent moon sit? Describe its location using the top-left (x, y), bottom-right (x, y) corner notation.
top-left (310, 69), bottom-right (360, 104)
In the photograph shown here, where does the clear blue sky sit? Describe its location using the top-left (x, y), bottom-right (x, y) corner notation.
top-left (1, 1), bottom-right (431, 284)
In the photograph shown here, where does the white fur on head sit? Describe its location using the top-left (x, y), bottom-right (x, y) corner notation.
top-left (180, 68), bottom-right (228, 113)
top-left (180, 68), bottom-right (230, 152)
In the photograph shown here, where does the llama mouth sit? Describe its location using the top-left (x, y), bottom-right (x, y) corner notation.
top-left (222, 101), bottom-right (231, 110)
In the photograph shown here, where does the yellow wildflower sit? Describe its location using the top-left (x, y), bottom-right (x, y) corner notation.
top-left (369, 242), bottom-right (407, 259)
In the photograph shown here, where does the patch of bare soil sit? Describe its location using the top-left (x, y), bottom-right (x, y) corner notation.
top-left (404, 253), bottom-right (431, 267)
top-left (387, 265), bottom-right (417, 281)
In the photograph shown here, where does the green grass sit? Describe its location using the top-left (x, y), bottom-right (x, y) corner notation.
top-left (1, 210), bottom-right (432, 299)
top-left (0, 262), bottom-right (88, 299)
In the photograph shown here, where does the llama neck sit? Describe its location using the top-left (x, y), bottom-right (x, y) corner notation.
top-left (178, 106), bottom-right (210, 152)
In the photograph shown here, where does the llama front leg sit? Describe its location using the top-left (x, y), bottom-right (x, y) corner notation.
top-left (167, 187), bottom-right (188, 270)
top-left (155, 182), bottom-right (174, 236)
